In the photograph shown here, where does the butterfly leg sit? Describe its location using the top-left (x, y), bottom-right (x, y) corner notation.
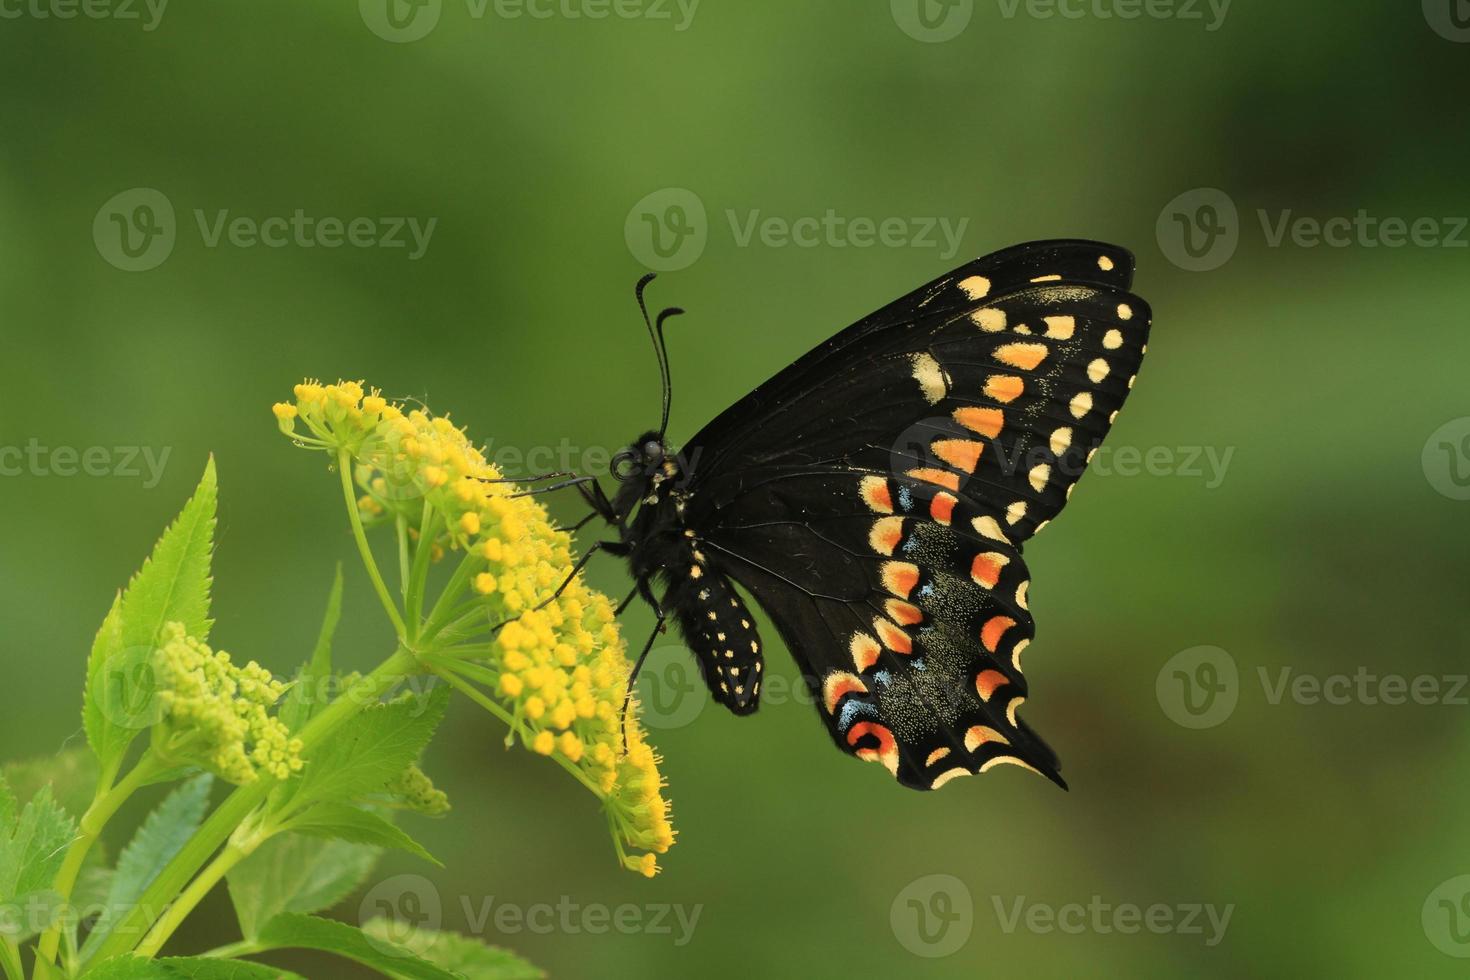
top-left (620, 579), bottom-right (667, 751)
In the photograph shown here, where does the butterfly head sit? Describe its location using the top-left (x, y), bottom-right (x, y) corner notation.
top-left (612, 430), bottom-right (668, 483)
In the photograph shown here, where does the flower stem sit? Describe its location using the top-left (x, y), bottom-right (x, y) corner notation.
top-left (82, 648), bottom-right (419, 967)
top-left (1, 939), bottom-right (23, 980)
top-left (404, 501), bottom-right (439, 639)
top-left (133, 841), bottom-right (251, 958)
top-left (338, 449), bottom-right (408, 641)
top-left (33, 751), bottom-right (163, 969)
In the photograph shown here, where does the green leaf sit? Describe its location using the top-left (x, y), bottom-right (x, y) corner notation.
top-left (285, 804), bottom-right (439, 866)
top-left (84, 458), bottom-right (218, 770)
top-left (291, 685), bottom-right (448, 809)
top-left (81, 775), bottom-right (214, 959)
top-left (0, 780), bottom-right (76, 941)
top-left (253, 913), bottom-right (459, 980)
top-left (280, 564), bottom-right (344, 734)
top-left (226, 833), bottom-right (381, 941)
top-left (82, 954), bottom-right (307, 979)
top-left (362, 919), bottom-right (544, 979)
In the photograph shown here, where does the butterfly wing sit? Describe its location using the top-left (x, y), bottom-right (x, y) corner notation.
top-left (680, 240), bottom-right (1150, 788)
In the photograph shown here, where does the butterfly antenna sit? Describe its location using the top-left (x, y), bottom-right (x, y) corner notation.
top-left (653, 307), bottom-right (684, 439)
top-left (635, 273), bottom-right (674, 438)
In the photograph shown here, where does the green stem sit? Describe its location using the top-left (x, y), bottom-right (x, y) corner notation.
top-left (33, 751), bottom-right (164, 969)
top-left (419, 550), bottom-right (483, 640)
top-left (83, 649), bottom-right (419, 967)
top-left (133, 841), bottom-right (251, 958)
top-left (199, 939), bottom-right (264, 959)
top-left (338, 449), bottom-right (408, 640)
top-left (396, 515), bottom-right (411, 602)
top-left (404, 502), bottom-right (439, 639)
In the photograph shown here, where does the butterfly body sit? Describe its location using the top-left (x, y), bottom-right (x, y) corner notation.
top-left (596, 240), bottom-right (1151, 791)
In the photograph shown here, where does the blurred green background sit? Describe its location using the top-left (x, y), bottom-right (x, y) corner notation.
top-left (2, 1), bottom-right (1469, 976)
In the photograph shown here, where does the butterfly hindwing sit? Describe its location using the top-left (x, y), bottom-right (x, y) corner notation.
top-left (676, 240), bottom-right (1151, 788)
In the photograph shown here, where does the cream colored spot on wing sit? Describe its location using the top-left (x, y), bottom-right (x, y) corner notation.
top-left (1016, 580), bottom-right (1029, 610)
top-left (1043, 315), bottom-right (1075, 340)
top-left (1049, 427), bottom-right (1072, 455)
top-left (1030, 274), bottom-right (1062, 282)
top-left (1070, 391), bottom-right (1092, 419)
top-left (958, 275), bottom-right (990, 299)
top-left (1109, 410), bottom-right (1119, 424)
top-left (1005, 696), bottom-right (1025, 728)
top-left (1028, 464), bottom-right (1050, 492)
top-left (1034, 519), bottom-right (1050, 534)
top-left (972, 515), bottom-right (1010, 544)
top-left (1128, 374), bottom-right (1136, 389)
top-left (931, 768), bottom-right (971, 789)
top-left (1117, 303), bottom-right (1134, 320)
top-left (1012, 637), bottom-right (1030, 672)
top-left (925, 747), bottom-right (951, 767)
top-left (1098, 255), bottom-right (1115, 271)
top-left (910, 352), bottom-right (948, 405)
top-left (1087, 358), bottom-right (1110, 383)
top-left (1103, 328), bottom-right (1123, 350)
top-left (964, 725), bottom-right (1009, 751)
top-left (971, 307), bottom-right (1006, 332)
top-left (1006, 500), bottom-right (1026, 525)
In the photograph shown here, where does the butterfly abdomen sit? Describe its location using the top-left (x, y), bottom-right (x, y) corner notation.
top-left (661, 533), bottom-right (765, 715)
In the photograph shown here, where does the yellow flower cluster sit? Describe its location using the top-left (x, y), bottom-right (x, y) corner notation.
top-left (274, 379), bottom-right (675, 875)
top-left (152, 623), bottom-right (304, 785)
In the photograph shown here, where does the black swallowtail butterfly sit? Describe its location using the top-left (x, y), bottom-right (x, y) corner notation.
top-left (573, 240), bottom-right (1150, 790)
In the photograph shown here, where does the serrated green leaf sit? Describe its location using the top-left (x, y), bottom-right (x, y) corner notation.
top-left (226, 833), bottom-right (381, 941)
top-left (81, 775), bottom-right (214, 959)
top-left (286, 804), bottom-right (439, 866)
top-left (252, 913), bottom-right (459, 980)
top-left (84, 459), bottom-right (218, 770)
top-left (280, 565), bottom-right (344, 735)
top-left (362, 919), bottom-right (544, 979)
top-left (82, 954), bottom-right (307, 979)
top-left (291, 686), bottom-right (448, 809)
top-left (0, 782), bottom-right (76, 941)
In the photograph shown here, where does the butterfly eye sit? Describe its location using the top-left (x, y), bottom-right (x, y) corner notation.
top-left (612, 449), bottom-right (641, 481)
top-left (642, 440), bottom-right (664, 462)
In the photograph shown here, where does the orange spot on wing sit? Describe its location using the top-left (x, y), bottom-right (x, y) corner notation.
top-left (859, 475), bottom-right (893, 514)
top-left (975, 669), bottom-right (1008, 701)
top-left (881, 561), bottom-right (920, 598)
top-left (822, 672), bottom-right (869, 715)
top-left (964, 725), bottom-right (1009, 751)
top-left (994, 342), bottom-right (1049, 371)
top-left (932, 439), bottom-right (984, 474)
top-left (848, 721), bottom-right (899, 775)
top-left (907, 467), bottom-right (961, 491)
top-left (868, 517), bottom-right (904, 556)
top-left (970, 552), bottom-right (1010, 589)
top-left (849, 633), bottom-right (882, 672)
top-left (980, 615), bottom-right (1016, 653)
top-left (953, 406), bottom-right (1004, 439)
top-left (885, 599), bottom-right (924, 625)
top-left (929, 491), bottom-right (956, 525)
top-left (874, 617), bottom-right (913, 655)
top-left (985, 375), bottom-right (1024, 404)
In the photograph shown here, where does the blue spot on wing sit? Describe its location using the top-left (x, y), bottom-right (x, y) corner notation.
top-left (837, 698), bottom-right (879, 733)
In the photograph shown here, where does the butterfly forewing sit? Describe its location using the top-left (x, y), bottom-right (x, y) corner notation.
top-left (677, 240), bottom-right (1151, 789)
